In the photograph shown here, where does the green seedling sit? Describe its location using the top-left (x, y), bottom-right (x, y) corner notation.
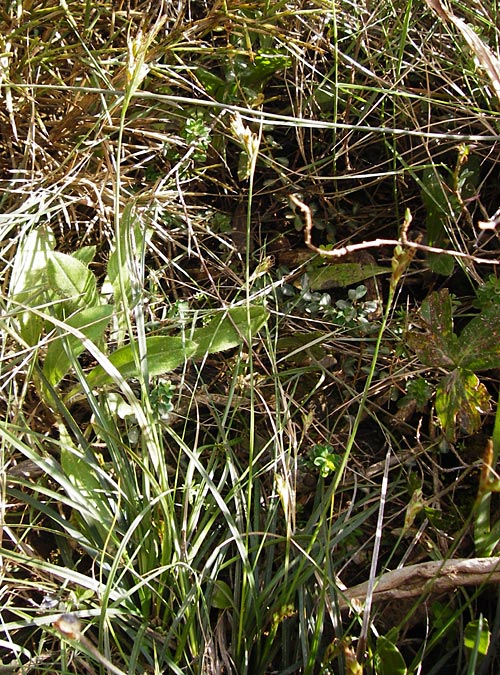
top-left (307, 443), bottom-right (342, 478)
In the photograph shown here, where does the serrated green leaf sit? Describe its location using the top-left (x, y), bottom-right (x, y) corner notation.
top-left (307, 262), bottom-right (390, 291)
top-left (375, 635), bottom-right (407, 675)
top-left (407, 289), bottom-right (460, 368)
top-left (47, 251), bottom-right (98, 315)
top-left (435, 368), bottom-right (490, 441)
top-left (191, 305), bottom-right (268, 358)
top-left (457, 302), bottom-right (500, 371)
top-left (85, 336), bottom-right (198, 388)
top-left (43, 305), bottom-right (114, 387)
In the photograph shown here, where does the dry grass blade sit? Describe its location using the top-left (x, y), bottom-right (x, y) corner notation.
top-left (425, 0), bottom-right (500, 106)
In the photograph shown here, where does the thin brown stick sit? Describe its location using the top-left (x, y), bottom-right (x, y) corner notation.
top-left (289, 194), bottom-right (500, 266)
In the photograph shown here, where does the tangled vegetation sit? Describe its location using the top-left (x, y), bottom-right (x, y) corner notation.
top-left (1, 0), bottom-right (500, 673)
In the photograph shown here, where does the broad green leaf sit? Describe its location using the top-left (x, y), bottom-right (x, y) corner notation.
top-left (72, 245), bottom-right (96, 266)
top-left (8, 224), bottom-right (55, 345)
top-left (435, 368), bottom-right (490, 441)
top-left (8, 223), bottom-right (55, 300)
top-left (464, 617), bottom-right (490, 667)
top-left (375, 635), bottom-right (407, 675)
top-left (211, 580), bottom-right (233, 610)
top-left (407, 289), bottom-right (460, 368)
top-left (464, 618), bottom-right (489, 654)
top-left (43, 305), bottom-right (114, 387)
top-left (85, 336), bottom-right (198, 388)
top-left (79, 305), bottom-right (267, 389)
top-left (194, 66), bottom-right (226, 96)
top-left (457, 302), bottom-right (500, 371)
top-left (191, 305), bottom-right (269, 358)
top-left (47, 251), bottom-right (98, 316)
top-left (238, 50), bottom-right (292, 86)
top-left (307, 262), bottom-right (390, 291)
top-left (427, 251), bottom-right (455, 277)
top-left (421, 163), bottom-right (450, 223)
top-left (276, 330), bottom-right (330, 365)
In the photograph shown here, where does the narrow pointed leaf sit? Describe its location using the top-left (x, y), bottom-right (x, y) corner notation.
top-left (72, 245), bottom-right (96, 266)
top-left (60, 439), bottom-right (115, 541)
top-left (106, 203), bottom-right (147, 343)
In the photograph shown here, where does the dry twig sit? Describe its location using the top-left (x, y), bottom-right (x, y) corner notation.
top-left (289, 194), bottom-right (500, 266)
